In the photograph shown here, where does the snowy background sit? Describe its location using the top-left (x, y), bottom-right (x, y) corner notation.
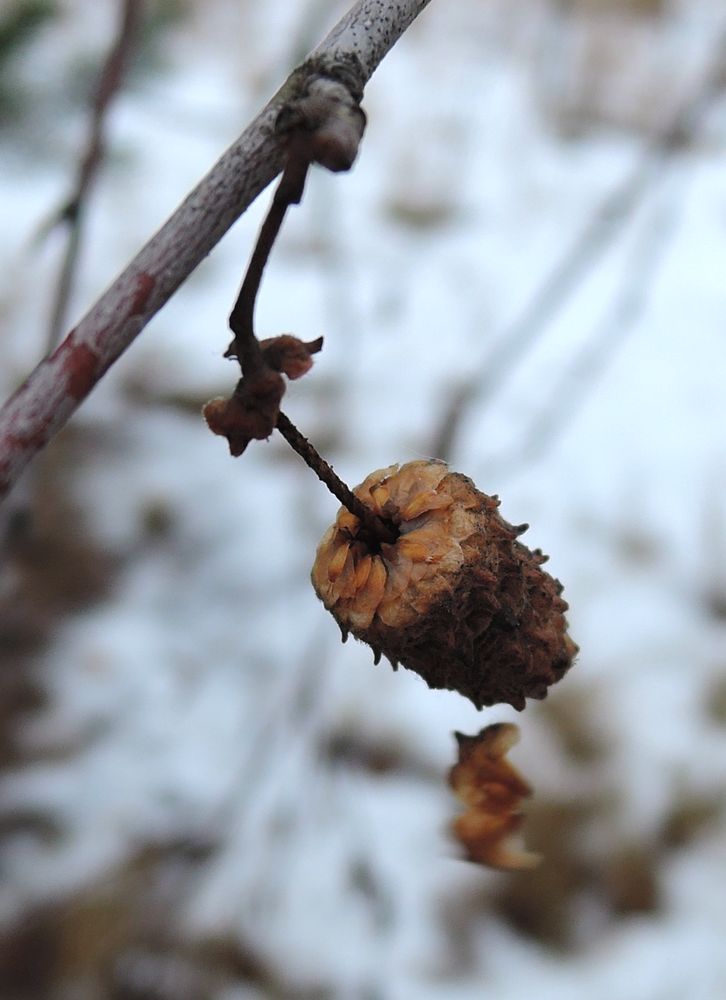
top-left (1, 0), bottom-right (726, 997)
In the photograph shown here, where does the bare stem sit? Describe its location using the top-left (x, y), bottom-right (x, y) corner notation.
top-left (228, 135), bottom-right (396, 542)
top-left (0, 0), bottom-right (434, 502)
top-left (228, 145), bottom-right (311, 373)
top-left (276, 412), bottom-right (397, 545)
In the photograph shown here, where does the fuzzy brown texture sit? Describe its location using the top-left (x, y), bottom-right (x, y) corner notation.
top-left (449, 723), bottom-right (539, 870)
top-left (202, 370), bottom-right (285, 457)
top-left (205, 336), bottom-right (323, 456)
top-left (311, 460), bottom-right (577, 710)
top-left (258, 335), bottom-right (323, 379)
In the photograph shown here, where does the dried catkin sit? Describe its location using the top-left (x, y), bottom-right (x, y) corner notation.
top-left (311, 460), bottom-right (577, 710)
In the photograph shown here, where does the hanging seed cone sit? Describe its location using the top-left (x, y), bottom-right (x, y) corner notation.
top-left (311, 460), bottom-right (577, 710)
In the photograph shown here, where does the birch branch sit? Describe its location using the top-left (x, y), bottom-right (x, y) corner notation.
top-left (0, 0), bottom-right (432, 502)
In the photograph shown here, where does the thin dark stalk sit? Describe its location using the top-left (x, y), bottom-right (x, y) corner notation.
top-left (276, 412), bottom-right (397, 545)
top-left (228, 138), bottom-right (395, 544)
top-left (229, 148), bottom-right (310, 373)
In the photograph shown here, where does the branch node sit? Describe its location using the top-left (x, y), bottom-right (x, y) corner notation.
top-left (277, 66), bottom-right (367, 173)
top-left (203, 369), bottom-right (285, 457)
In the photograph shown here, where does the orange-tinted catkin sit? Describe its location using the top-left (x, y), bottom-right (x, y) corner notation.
top-left (311, 460), bottom-right (577, 710)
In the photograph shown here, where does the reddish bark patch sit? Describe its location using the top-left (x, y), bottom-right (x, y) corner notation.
top-left (0, 421), bottom-right (52, 463)
top-left (131, 272), bottom-right (155, 315)
top-left (57, 334), bottom-right (100, 402)
top-left (1, 401), bottom-right (52, 451)
top-left (0, 414), bottom-right (54, 496)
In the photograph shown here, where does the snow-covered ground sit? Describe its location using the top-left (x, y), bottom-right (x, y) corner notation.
top-left (1, 1), bottom-right (726, 997)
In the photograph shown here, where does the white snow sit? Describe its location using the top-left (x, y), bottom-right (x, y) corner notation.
top-left (1, 0), bottom-right (726, 996)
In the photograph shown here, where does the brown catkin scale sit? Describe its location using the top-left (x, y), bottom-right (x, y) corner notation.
top-left (311, 460), bottom-right (577, 710)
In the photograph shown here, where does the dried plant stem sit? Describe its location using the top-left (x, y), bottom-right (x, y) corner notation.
top-left (221, 84), bottom-right (393, 540)
top-left (229, 143), bottom-right (396, 544)
top-left (228, 147), bottom-right (310, 373)
top-left (276, 412), bottom-right (397, 544)
top-left (0, 0), bottom-right (434, 502)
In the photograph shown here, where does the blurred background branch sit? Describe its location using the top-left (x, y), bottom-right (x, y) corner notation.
top-left (431, 25), bottom-right (726, 463)
top-left (0, 0), bottom-right (433, 503)
top-left (43, 0), bottom-right (143, 354)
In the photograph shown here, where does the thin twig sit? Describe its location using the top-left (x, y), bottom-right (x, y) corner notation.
top-left (45, 0), bottom-right (142, 352)
top-left (276, 412), bottom-right (397, 544)
top-left (0, 0), bottom-right (434, 502)
top-left (228, 144), bottom-right (311, 373)
top-left (225, 128), bottom-right (395, 543)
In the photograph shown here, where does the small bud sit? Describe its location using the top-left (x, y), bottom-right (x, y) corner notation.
top-left (277, 76), bottom-right (366, 172)
top-left (311, 460), bottom-right (577, 710)
top-left (259, 334), bottom-right (323, 379)
top-left (203, 369), bottom-right (284, 456)
top-left (309, 116), bottom-right (364, 172)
